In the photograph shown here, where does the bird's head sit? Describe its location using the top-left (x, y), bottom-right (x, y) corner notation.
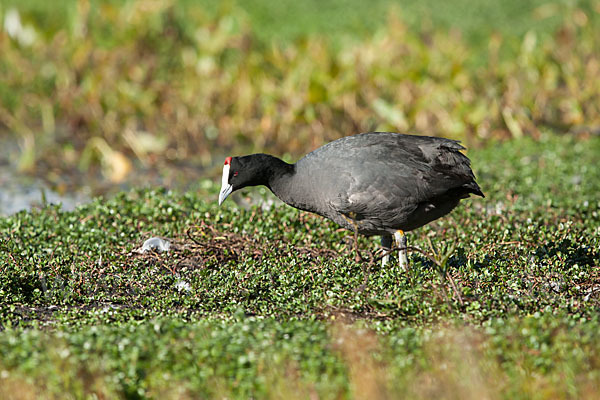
top-left (218, 154), bottom-right (276, 205)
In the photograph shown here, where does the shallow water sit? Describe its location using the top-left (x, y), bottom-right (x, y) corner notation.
top-left (0, 169), bottom-right (91, 216)
top-left (0, 144), bottom-right (214, 216)
top-left (0, 134), bottom-right (261, 216)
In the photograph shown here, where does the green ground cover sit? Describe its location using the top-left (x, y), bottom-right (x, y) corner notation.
top-left (1, 134), bottom-right (599, 398)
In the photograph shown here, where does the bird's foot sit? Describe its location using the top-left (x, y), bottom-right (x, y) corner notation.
top-left (399, 251), bottom-right (408, 271)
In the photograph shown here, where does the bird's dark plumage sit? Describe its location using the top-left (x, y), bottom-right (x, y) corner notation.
top-left (220, 132), bottom-right (483, 238)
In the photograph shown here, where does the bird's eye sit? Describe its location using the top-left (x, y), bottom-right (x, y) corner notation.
top-left (233, 171), bottom-right (239, 177)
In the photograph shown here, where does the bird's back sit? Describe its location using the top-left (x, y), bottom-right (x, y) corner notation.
top-left (292, 132), bottom-right (483, 235)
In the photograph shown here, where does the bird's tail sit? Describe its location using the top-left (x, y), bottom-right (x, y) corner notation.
top-left (462, 181), bottom-right (485, 198)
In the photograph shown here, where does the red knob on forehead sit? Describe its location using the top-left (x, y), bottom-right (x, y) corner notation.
top-left (224, 156), bottom-right (232, 165)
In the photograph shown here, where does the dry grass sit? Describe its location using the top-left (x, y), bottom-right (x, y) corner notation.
top-left (407, 330), bottom-right (502, 400)
top-left (0, 376), bottom-right (40, 400)
top-left (0, 373), bottom-right (117, 400)
top-left (329, 323), bottom-right (600, 400)
top-left (332, 323), bottom-right (392, 399)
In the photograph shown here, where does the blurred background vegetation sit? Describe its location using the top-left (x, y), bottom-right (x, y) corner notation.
top-left (0, 0), bottom-right (599, 186)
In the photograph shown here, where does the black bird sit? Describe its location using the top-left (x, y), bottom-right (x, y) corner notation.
top-left (218, 132), bottom-right (484, 268)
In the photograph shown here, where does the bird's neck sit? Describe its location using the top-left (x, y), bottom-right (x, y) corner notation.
top-left (246, 154), bottom-right (317, 212)
top-left (266, 159), bottom-right (318, 213)
top-left (263, 156), bottom-right (294, 187)
top-left (263, 156), bottom-right (296, 202)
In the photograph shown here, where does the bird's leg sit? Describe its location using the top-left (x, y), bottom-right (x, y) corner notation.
top-left (341, 214), bottom-right (370, 291)
top-left (341, 213), bottom-right (363, 263)
top-left (353, 227), bottom-right (361, 263)
top-left (381, 235), bottom-right (393, 268)
top-left (394, 230), bottom-right (409, 271)
top-left (338, 215), bottom-right (369, 291)
top-left (354, 228), bottom-right (370, 291)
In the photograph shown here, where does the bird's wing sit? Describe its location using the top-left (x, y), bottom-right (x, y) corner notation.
top-left (327, 164), bottom-right (420, 221)
top-left (322, 134), bottom-right (478, 220)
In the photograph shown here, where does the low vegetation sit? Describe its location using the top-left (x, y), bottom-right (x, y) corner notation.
top-left (1, 134), bottom-right (599, 398)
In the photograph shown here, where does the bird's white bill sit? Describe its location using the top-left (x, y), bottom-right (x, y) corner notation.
top-left (218, 163), bottom-right (233, 205)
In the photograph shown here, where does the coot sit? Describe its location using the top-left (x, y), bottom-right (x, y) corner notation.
top-left (218, 132), bottom-right (484, 268)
